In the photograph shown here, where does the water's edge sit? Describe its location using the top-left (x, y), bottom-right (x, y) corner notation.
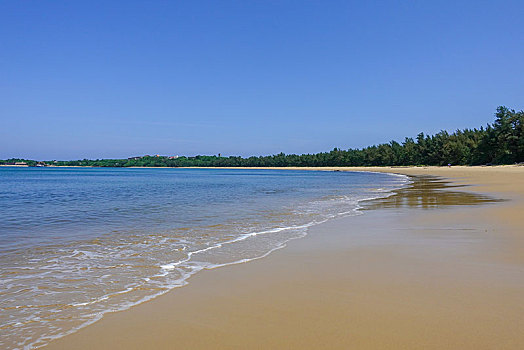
top-left (26, 171), bottom-right (410, 350)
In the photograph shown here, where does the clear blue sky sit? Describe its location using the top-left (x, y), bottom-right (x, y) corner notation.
top-left (1, 1), bottom-right (523, 160)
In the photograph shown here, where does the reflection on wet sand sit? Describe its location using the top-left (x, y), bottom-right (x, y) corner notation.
top-left (365, 175), bottom-right (505, 210)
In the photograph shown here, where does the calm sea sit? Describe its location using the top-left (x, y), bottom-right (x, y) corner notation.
top-left (0, 167), bottom-right (408, 349)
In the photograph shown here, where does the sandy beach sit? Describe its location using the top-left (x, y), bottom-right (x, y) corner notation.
top-left (44, 166), bottom-right (524, 350)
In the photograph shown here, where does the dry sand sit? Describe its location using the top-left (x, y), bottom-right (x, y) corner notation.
top-left (44, 166), bottom-right (524, 350)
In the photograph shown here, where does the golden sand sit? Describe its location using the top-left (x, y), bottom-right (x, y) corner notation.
top-left (44, 166), bottom-right (524, 349)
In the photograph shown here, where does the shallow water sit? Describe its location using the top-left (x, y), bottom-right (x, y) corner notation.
top-left (0, 167), bottom-right (408, 349)
top-left (363, 175), bottom-right (504, 210)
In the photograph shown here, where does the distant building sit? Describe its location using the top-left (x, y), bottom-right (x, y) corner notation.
top-left (14, 162), bottom-right (27, 166)
top-left (168, 156), bottom-right (179, 159)
top-left (128, 156), bottom-right (142, 160)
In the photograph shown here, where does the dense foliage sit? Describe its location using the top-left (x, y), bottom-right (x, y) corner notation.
top-left (2, 106), bottom-right (523, 167)
top-left (0, 158), bottom-right (38, 166)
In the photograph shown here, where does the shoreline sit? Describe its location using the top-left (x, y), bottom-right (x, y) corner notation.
top-left (2, 164), bottom-right (522, 170)
top-left (43, 166), bottom-right (524, 349)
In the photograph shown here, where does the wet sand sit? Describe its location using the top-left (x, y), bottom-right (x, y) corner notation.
top-left (44, 166), bottom-right (524, 349)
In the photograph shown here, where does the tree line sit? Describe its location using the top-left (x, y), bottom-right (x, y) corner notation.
top-left (2, 106), bottom-right (523, 168)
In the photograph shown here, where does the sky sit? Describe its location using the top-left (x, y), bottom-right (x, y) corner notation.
top-left (1, 1), bottom-right (523, 160)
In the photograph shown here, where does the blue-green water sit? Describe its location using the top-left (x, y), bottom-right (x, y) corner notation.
top-left (0, 167), bottom-right (408, 349)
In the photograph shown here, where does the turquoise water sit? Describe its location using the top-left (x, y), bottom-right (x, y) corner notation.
top-left (0, 167), bottom-right (408, 349)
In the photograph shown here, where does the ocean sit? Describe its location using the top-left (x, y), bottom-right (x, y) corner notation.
top-left (0, 167), bottom-right (409, 349)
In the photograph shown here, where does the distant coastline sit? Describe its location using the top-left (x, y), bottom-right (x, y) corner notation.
top-left (3, 106), bottom-right (523, 168)
top-left (2, 164), bottom-right (522, 171)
